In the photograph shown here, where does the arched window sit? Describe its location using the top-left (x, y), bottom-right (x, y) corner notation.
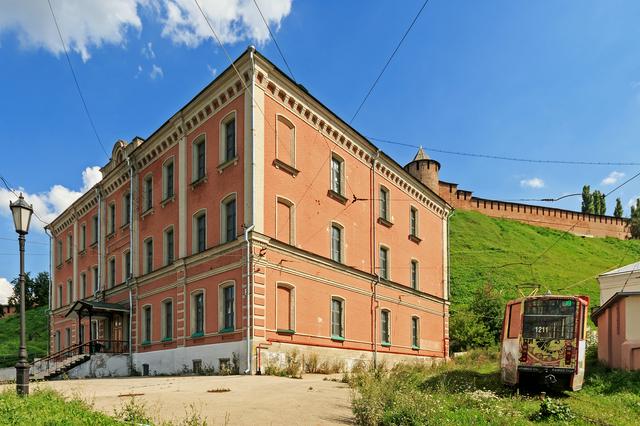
top-left (276, 115), bottom-right (295, 167)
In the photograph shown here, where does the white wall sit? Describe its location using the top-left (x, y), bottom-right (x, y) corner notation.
top-left (65, 353), bottom-right (130, 379)
top-left (0, 367), bottom-right (13, 382)
top-left (626, 296), bottom-right (640, 341)
top-left (133, 341), bottom-right (246, 376)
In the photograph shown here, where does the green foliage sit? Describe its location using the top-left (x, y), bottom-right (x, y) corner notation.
top-left (0, 388), bottom-right (119, 425)
top-left (631, 198), bottom-right (640, 239)
top-left (614, 198), bottom-right (624, 218)
top-left (581, 185), bottom-right (593, 214)
top-left (591, 190), bottom-right (606, 215)
top-left (449, 309), bottom-right (494, 352)
top-left (7, 272), bottom-right (50, 309)
top-left (531, 397), bottom-right (574, 422)
top-left (113, 397), bottom-right (152, 424)
top-left (264, 350), bottom-right (303, 378)
top-left (0, 306), bottom-right (48, 367)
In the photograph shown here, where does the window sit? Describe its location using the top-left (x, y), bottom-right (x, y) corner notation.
top-left (276, 115), bottom-right (295, 166)
top-left (144, 238), bottom-right (153, 274)
top-left (55, 331), bottom-right (61, 352)
top-left (221, 196), bottom-right (236, 243)
top-left (410, 207), bottom-right (418, 237)
top-left (143, 306), bottom-right (152, 343)
top-left (65, 328), bottom-right (71, 348)
top-left (330, 155), bottom-right (344, 195)
top-left (123, 193), bottom-right (131, 225)
top-left (67, 280), bottom-right (73, 304)
top-left (80, 273), bottom-right (87, 299)
top-left (108, 203), bottom-right (116, 234)
top-left (276, 198), bottom-right (294, 244)
top-left (507, 303), bottom-right (521, 339)
top-left (522, 299), bottom-right (576, 340)
top-left (222, 115), bottom-right (236, 163)
top-left (92, 215), bottom-right (98, 244)
top-left (193, 212), bottom-right (207, 253)
top-left (123, 251), bottom-right (131, 281)
top-left (331, 297), bottom-right (344, 339)
top-left (143, 176), bottom-right (153, 211)
top-left (164, 227), bottom-right (174, 265)
top-left (163, 160), bottom-right (174, 200)
top-left (93, 266), bottom-right (99, 293)
top-left (381, 310), bottom-right (390, 345)
top-left (193, 136), bottom-right (206, 181)
top-left (410, 260), bottom-right (419, 290)
top-left (57, 240), bottom-right (63, 266)
top-left (192, 292), bottom-right (204, 336)
top-left (57, 285), bottom-right (62, 308)
top-left (66, 234), bottom-right (73, 260)
top-left (277, 284), bottom-right (295, 332)
top-left (331, 223), bottom-right (343, 263)
top-left (379, 246), bottom-right (389, 280)
top-left (162, 300), bottom-right (173, 340)
top-left (412, 317), bottom-right (420, 348)
top-left (80, 224), bottom-right (86, 252)
top-left (379, 186), bottom-right (389, 221)
top-left (220, 283), bottom-right (235, 332)
top-left (108, 257), bottom-right (116, 288)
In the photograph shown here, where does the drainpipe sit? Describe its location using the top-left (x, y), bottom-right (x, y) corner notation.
top-left (371, 150), bottom-right (380, 369)
top-left (126, 157), bottom-right (134, 361)
top-left (45, 228), bottom-right (53, 356)
top-left (244, 224), bottom-right (255, 374)
top-left (95, 188), bottom-right (102, 294)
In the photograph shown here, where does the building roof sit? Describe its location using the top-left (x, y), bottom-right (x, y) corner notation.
top-left (413, 147), bottom-right (429, 161)
top-left (599, 261), bottom-right (640, 277)
top-left (591, 291), bottom-right (640, 321)
top-left (65, 300), bottom-right (129, 318)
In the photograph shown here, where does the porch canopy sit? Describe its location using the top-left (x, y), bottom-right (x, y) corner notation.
top-left (65, 300), bottom-right (129, 319)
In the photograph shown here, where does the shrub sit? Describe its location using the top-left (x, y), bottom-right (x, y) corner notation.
top-left (113, 397), bottom-right (152, 424)
top-left (531, 397), bottom-right (574, 422)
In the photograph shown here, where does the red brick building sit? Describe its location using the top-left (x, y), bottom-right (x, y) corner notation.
top-left (47, 47), bottom-right (452, 376)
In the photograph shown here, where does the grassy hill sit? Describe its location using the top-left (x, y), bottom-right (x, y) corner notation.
top-left (449, 210), bottom-right (640, 310)
top-left (0, 306), bottom-right (49, 368)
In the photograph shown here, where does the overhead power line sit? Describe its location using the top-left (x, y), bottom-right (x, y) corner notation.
top-left (350, 0), bottom-right (431, 124)
top-left (47, 0), bottom-right (108, 158)
top-left (369, 136), bottom-right (640, 166)
top-left (0, 174), bottom-right (50, 227)
top-left (252, 0), bottom-right (296, 82)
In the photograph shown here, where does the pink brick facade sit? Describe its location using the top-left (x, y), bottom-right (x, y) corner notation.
top-left (47, 48), bottom-right (452, 375)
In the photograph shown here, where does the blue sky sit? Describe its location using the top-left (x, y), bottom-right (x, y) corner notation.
top-left (1, 0), bottom-right (640, 300)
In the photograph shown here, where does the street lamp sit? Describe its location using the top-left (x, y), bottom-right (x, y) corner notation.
top-left (9, 193), bottom-right (33, 396)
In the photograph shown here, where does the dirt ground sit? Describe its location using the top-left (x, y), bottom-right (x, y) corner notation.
top-left (27, 374), bottom-right (354, 425)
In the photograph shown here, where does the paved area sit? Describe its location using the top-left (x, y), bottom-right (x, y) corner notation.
top-left (14, 374), bottom-right (354, 425)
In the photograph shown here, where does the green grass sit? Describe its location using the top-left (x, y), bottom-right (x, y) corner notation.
top-left (349, 349), bottom-right (640, 425)
top-left (449, 210), bottom-right (640, 310)
top-left (0, 389), bottom-right (120, 425)
top-left (0, 306), bottom-right (48, 368)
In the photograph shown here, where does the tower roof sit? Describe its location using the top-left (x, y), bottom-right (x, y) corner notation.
top-left (413, 146), bottom-right (430, 161)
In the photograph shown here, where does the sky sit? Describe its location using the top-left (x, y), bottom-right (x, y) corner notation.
top-left (1, 0), bottom-right (640, 302)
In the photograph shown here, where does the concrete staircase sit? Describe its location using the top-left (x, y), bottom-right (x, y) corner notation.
top-left (30, 353), bottom-right (90, 381)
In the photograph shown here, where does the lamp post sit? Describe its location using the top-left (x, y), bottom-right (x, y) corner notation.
top-left (10, 193), bottom-right (33, 396)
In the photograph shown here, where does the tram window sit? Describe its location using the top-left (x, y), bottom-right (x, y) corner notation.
top-left (522, 299), bottom-right (576, 340)
top-left (507, 303), bottom-right (521, 339)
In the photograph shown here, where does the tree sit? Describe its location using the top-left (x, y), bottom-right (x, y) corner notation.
top-left (631, 199), bottom-right (640, 239)
top-left (7, 271), bottom-right (50, 309)
top-left (449, 283), bottom-right (504, 351)
top-left (614, 198), bottom-right (624, 218)
top-left (581, 185), bottom-right (594, 214)
top-left (592, 190), bottom-right (606, 215)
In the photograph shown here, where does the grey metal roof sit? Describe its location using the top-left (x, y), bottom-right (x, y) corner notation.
top-left (599, 260), bottom-right (640, 277)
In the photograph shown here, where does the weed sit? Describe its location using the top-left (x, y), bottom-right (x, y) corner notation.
top-left (531, 397), bottom-right (574, 422)
top-left (113, 397), bottom-right (152, 424)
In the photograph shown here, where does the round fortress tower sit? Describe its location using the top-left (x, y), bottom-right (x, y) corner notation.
top-left (404, 147), bottom-right (440, 193)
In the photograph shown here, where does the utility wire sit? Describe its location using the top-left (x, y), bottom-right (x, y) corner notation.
top-left (47, 0), bottom-right (108, 158)
top-left (0, 174), bottom-right (50, 226)
top-left (252, 0), bottom-right (295, 82)
top-left (369, 136), bottom-right (640, 166)
top-left (350, 0), bottom-right (430, 123)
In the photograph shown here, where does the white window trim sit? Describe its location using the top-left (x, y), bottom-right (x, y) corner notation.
top-left (162, 156), bottom-right (175, 201)
top-left (379, 185), bottom-right (390, 220)
top-left (190, 289), bottom-right (206, 336)
top-left (163, 225), bottom-right (175, 266)
top-left (275, 114), bottom-right (296, 167)
top-left (330, 152), bottom-right (345, 196)
top-left (410, 258), bottom-right (419, 290)
top-left (142, 174), bottom-right (153, 212)
top-left (379, 244), bottom-right (390, 280)
top-left (192, 209), bottom-right (207, 254)
top-left (161, 298), bottom-right (174, 340)
top-left (220, 193), bottom-right (237, 244)
top-left (80, 223), bottom-right (86, 252)
top-left (219, 111), bottom-right (237, 164)
top-left (411, 315), bottom-right (421, 348)
top-left (330, 221), bottom-right (345, 264)
top-left (122, 250), bottom-right (131, 283)
top-left (410, 205), bottom-right (419, 237)
top-left (275, 196), bottom-right (296, 245)
top-left (330, 295), bottom-right (346, 339)
top-left (380, 308), bottom-right (391, 345)
top-left (143, 237), bottom-right (153, 274)
top-left (141, 304), bottom-right (152, 343)
top-left (108, 202), bottom-right (116, 234)
top-left (275, 282), bottom-right (296, 332)
top-left (122, 192), bottom-right (131, 226)
top-left (108, 256), bottom-right (116, 288)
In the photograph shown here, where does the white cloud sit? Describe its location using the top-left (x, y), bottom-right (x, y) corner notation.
top-left (520, 177), bottom-right (545, 189)
top-left (0, 0), bottom-right (145, 62)
top-left (0, 1), bottom-right (293, 61)
top-left (150, 63), bottom-right (163, 79)
top-left (141, 41), bottom-right (156, 59)
top-left (0, 166), bottom-right (102, 233)
top-left (160, 0), bottom-right (292, 47)
top-left (207, 64), bottom-right (217, 77)
top-left (601, 171), bottom-right (625, 186)
top-left (0, 278), bottom-right (12, 304)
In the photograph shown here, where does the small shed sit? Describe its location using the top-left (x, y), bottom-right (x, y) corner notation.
top-left (592, 261), bottom-right (640, 370)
